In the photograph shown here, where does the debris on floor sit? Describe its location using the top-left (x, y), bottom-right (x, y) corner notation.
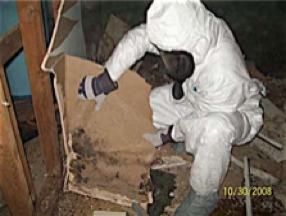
top-left (266, 77), bottom-right (286, 112)
top-left (212, 194), bottom-right (284, 216)
top-left (231, 156), bottom-right (279, 185)
top-left (0, 190), bottom-right (6, 208)
top-left (69, 127), bottom-right (153, 203)
top-left (147, 170), bottom-right (176, 216)
top-left (151, 156), bottom-right (189, 170)
top-left (243, 157), bottom-right (253, 216)
top-left (138, 56), bottom-right (172, 88)
top-left (132, 203), bottom-right (147, 216)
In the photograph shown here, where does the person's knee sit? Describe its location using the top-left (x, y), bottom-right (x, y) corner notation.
top-left (202, 113), bottom-right (234, 145)
top-left (190, 142), bottom-right (231, 195)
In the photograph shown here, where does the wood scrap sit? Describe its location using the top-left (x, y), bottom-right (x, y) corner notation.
top-left (262, 98), bottom-right (286, 119)
top-left (253, 95), bottom-right (286, 163)
top-left (274, 193), bottom-right (286, 210)
top-left (14, 98), bottom-right (59, 123)
top-left (18, 122), bottom-right (38, 131)
top-left (164, 204), bottom-right (179, 214)
top-left (252, 138), bottom-right (286, 163)
top-left (244, 157), bottom-right (253, 216)
top-left (231, 156), bottom-right (279, 185)
top-left (132, 203), bottom-right (147, 216)
top-left (151, 156), bottom-right (189, 170)
top-left (279, 149), bottom-right (286, 163)
top-left (258, 133), bottom-right (283, 150)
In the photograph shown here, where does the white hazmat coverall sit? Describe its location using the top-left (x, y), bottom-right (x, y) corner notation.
top-left (104, 0), bottom-right (264, 207)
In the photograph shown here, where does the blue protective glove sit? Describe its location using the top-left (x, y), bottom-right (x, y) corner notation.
top-left (78, 69), bottom-right (118, 111)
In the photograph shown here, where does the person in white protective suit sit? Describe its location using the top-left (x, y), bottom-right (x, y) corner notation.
top-left (78, 0), bottom-right (265, 215)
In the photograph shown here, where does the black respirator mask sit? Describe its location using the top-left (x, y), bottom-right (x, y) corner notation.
top-left (159, 50), bottom-right (195, 100)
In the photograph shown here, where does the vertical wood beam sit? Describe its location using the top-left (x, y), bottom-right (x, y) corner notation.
top-left (16, 0), bottom-right (61, 175)
top-left (0, 66), bottom-right (36, 201)
top-left (0, 68), bottom-right (34, 216)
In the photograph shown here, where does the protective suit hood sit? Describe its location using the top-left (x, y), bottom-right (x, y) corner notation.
top-left (146, 0), bottom-right (221, 64)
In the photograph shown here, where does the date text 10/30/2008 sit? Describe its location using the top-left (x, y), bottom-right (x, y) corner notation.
top-left (223, 186), bottom-right (272, 196)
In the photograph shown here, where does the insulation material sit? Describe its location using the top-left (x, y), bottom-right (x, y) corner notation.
top-left (259, 107), bottom-right (286, 162)
top-left (96, 14), bottom-right (131, 63)
top-left (42, 0), bottom-right (156, 206)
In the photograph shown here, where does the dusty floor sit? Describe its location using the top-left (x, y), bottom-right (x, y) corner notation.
top-left (1, 132), bottom-right (285, 216)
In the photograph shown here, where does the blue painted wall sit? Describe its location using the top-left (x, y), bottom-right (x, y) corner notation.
top-left (0, 0), bottom-right (31, 98)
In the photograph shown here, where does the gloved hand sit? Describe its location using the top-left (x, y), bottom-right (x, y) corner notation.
top-left (143, 126), bottom-right (174, 148)
top-left (78, 69), bottom-right (118, 111)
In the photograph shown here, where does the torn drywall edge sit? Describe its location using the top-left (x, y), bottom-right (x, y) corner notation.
top-left (68, 183), bottom-right (152, 208)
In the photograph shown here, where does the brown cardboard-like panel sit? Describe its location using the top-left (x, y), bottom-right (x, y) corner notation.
top-left (62, 55), bottom-right (155, 156)
top-left (54, 55), bottom-right (156, 203)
